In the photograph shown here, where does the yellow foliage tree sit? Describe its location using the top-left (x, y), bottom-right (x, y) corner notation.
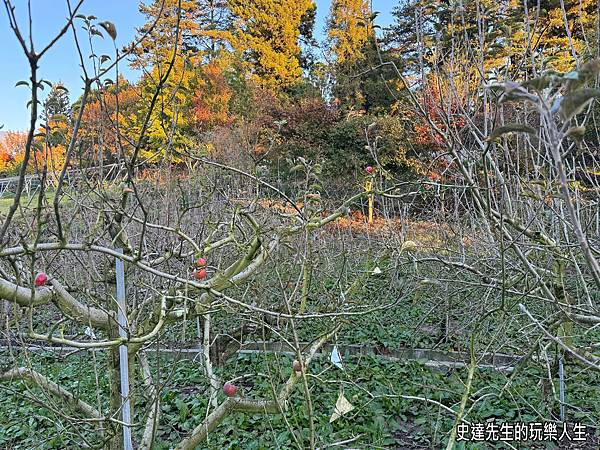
top-left (133, 0), bottom-right (201, 69)
top-left (391, 0), bottom-right (597, 79)
top-left (507, 0), bottom-right (597, 73)
top-left (132, 0), bottom-right (209, 161)
top-left (137, 56), bottom-right (200, 162)
top-left (226, 0), bottom-right (316, 88)
top-left (33, 118), bottom-right (69, 174)
top-left (326, 0), bottom-right (372, 64)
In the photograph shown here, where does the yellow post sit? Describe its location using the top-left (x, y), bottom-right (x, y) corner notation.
top-left (365, 179), bottom-right (374, 224)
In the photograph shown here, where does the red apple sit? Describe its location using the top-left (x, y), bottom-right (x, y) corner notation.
top-left (196, 257), bottom-right (207, 267)
top-left (365, 166), bottom-right (374, 175)
top-left (293, 360), bottom-right (302, 372)
top-left (193, 269), bottom-right (207, 280)
top-left (34, 273), bottom-right (48, 287)
top-left (223, 382), bottom-right (237, 397)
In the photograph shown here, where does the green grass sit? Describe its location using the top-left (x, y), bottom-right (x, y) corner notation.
top-left (0, 191), bottom-right (59, 214)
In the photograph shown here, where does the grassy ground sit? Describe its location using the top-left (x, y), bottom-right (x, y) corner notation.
top-left (0, 191), bottom-right (58, 214)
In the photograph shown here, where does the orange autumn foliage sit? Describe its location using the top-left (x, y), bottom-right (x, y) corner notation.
top-left (329, 210), bottom-right (471, 251)
top-left (412, 74), bottom-right (467, 182)
top-left (0, 124), bottom-right (69, 177)
top-left (193, 61), bottom-right (233, 130)
top-left (414, 79), bottom-right (466, 150)
top-left (33, 115), bottom-right (73, 173)
top-left (79, 83), bottom-right (142, 162)
top-left (0, 131), bottom-right (28, 176)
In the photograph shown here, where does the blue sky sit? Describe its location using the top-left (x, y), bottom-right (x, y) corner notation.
top-left (0, 0), bottom-right (395, 131)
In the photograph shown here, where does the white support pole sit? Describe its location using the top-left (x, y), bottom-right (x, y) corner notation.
top-left (559, 357), bottom-right (565, 422)
top-left (116, 248), bottom-right (133, 450)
